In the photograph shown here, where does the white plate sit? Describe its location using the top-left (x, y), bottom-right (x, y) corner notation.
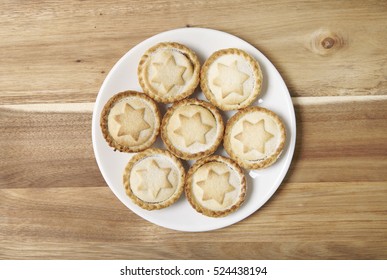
top-left (92, 28), bottom-right (296, 232)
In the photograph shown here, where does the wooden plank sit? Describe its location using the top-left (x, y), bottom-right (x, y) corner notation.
top-left (1, 240), bottom-right (386, 260)
top-left (1, 97), bottom-right (386, 259)
top-left (0, 181), bottom-right (386, 259)
top-left (1, 0), bottom-right (386, 104)
top-left (0, 105), bottom-right (106, 189)
top-left (288, 97), bottom-right (387, 183)
top-left (1, 97), bottom-right (386, 189)
top-left (0, 117), bottom-right (385, 250)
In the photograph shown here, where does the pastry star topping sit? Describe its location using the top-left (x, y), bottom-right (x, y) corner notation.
top-left (197, 169), bottom-right (236, 205)
top-left (151, 54), bottom-right (187, 93)
top-left (174, 112), bottom-right (213, 147)
top-left (136, 160), bottom-right (173, 199)
top-left (235, 119), bottom-right (274, 154)
top-left (213, 60), bottom-right (250, 98)
top-left (114, 103), bottom-right (151, 141)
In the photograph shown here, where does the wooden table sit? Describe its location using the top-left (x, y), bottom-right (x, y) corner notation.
top-left (1, 0), bottom-right (386, 260)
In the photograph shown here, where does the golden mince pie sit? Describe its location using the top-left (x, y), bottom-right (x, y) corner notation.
top-left (100, 90), bottom-right (160, 153)
top-left (185, 155), bottom-right (246, 217)
top-left (123, 148), bottom-right (185, 210)
top-left (224, 106), bottom-right (286, 169)
top-left (138, 42), bottom-right (200, 103)
top-left (200, 48), bottom-right (262, 111)
top-left (161, 98), bottom-right (224, 160)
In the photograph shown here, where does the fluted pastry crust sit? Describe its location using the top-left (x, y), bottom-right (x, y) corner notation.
top-left (138, 42), bottom-right (200, 103)
top-left (123, 148), bottom-right (185, 210)
top-left (200, 48), bottom-right (262, 111)
top-left (224, 106), bottom-right (286, 169)
top-left (161, 98), bottom-right (224, 160)
top-left (100, 90), bottom-right (160, 153)
top-left (185, 155), bottom-right (246, 217)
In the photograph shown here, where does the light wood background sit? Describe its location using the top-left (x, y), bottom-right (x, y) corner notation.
top-left (1, 0), bottom-right (386, 259)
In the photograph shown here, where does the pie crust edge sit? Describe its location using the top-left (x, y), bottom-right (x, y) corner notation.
top-left (123, 148), bottom-right (185, 210)
top-left (160, 98), bottom-right (225, 160)
top-left (185, 155), bottom-right (246, 218)
top-left (200, 48), bottom-right (263, 111)
top-left (224, 106), bottom-right (286, 169)
top-left (137, 42), bottom-right (200, 104)
top-left (100, 90), bottom-right (161, 153)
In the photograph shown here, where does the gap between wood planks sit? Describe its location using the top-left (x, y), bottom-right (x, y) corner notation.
top-left (1, 95), bottom-right (387, 112)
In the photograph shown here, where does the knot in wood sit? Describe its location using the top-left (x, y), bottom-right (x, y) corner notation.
top-left (308, 28), bottom-right (345, 56)
top-left (321, 37), bottom-right (335, 49)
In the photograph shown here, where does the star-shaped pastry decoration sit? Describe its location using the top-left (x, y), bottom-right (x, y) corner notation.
top-left (136, 160), bottom-right (173, 199)
top-left (196, 169), bottom-right (236, 205)
top-left (151, 55), bottom-right (187, 93)
top-left (235, 119), bottom-right (274, 154)
top-left (174, 112), bottom-right (213, 147)
top-left (114, 103), bottom-right (151, 141)
top-left (213, 60), bottom-right (250, 98)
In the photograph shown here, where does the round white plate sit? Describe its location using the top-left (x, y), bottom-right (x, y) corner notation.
top-left (92, 28), bottom-right (296, 232)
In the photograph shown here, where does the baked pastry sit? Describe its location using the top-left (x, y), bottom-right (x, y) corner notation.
top-left (100, 90), bottom-right (160, 153)
top-left (123, 148), bottom-right (185, 210)
top-left (161, 98), bottom-right (224, 160)
top-left (200, 48), bottom-right (262, 111)
top-left (138, 42), bottom-right (200, 103)
top-left (185, 155), bottom-right (246, 217)
top-left (224, 106), bottom-right (286, 169)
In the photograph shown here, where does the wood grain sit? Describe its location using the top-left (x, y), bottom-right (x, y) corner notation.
top-left (1, 0), bottom-right (386, 104)
top-left (1, 0), bottom-right (387, 259)
top-left (2, 98), bottom-right (386, 189)
top-left (1, 98), bottom-right (387, 259)
top-left (1, 181), bottom-right (386, 243)
top-left (0, 182), bottom-right (386, 259)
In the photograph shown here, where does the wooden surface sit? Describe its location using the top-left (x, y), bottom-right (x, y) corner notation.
top-left (1, 0), bottom-right (387, 259)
